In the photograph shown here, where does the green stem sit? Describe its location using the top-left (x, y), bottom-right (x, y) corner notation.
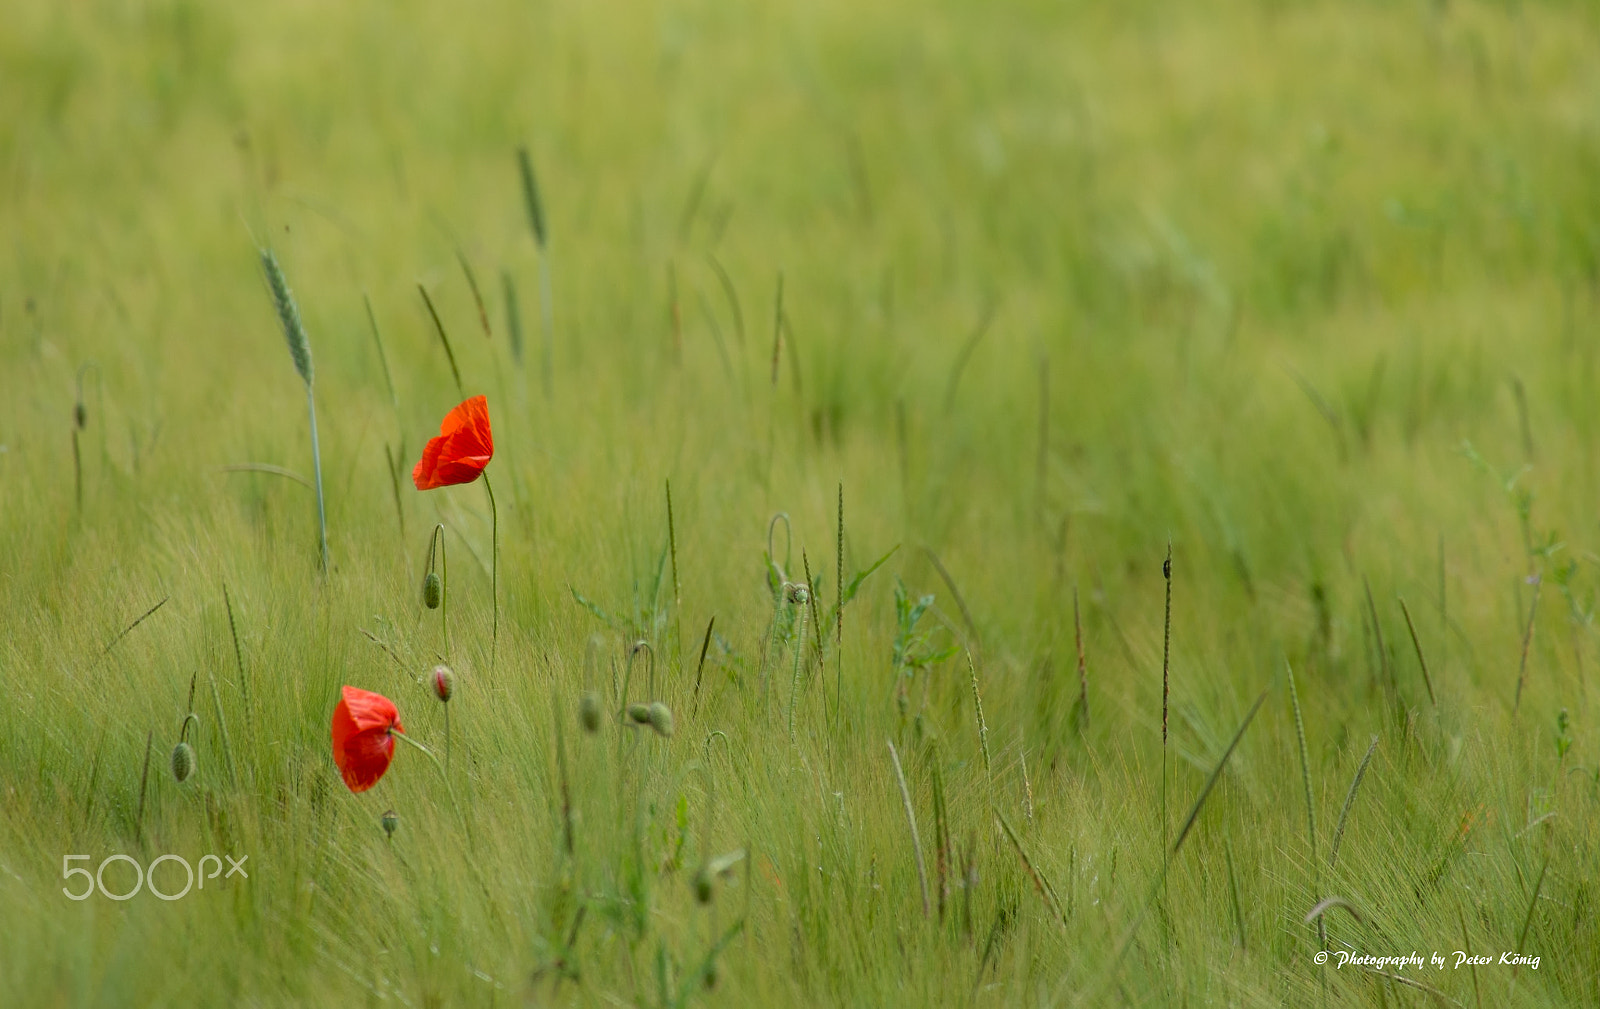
top-left (307, 383), bottom-right (329, 572)
top-left (481, 470), bottom-right (498, 666)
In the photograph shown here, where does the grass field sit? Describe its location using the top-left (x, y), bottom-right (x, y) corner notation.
top-left (4, 0), bottom-right (1600, 1005)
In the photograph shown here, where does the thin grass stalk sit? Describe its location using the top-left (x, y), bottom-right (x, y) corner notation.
top-left (966, 651), bottom-right (992, 785)
top-left (1161, 543), bottom-right (1172, 865)
top-left (667, 480), bottom-right (683, 677)
top-left (1459, 903), bottom-right (1482, 1009)
top-left (482, 470), bottom-right (499, 666)
top-left (1364, 575), bottom-right (1394, 701)
top-left (996, 807), bottom-right (1065, 926)
top-left (693, 616), bottom-right (715, 717)
top-left (502, 270), bottom-right (524, 366)
top-left (1225, 840), bottom-right (1246, 950)
top-left (224, 584), bottom-right (248, 716)
top-left (786, 594), bottom-right (809, 742)
top-left (835, 483), bottom-right (844, 733)
top-left (887, 740), bottom-right (930, 918)
top-left (1329, 735), bottom-right (1379, 871)
top-left (1514, 575), bottom-right (1542, 716)
top-left (363, 293), bottom-right (400, 418)
top-left (770, 271), bottom-right (784, 386)
top-left (1286, 663), bottom-right (1324, 951)
top-left (930, 749), bottom-right (950, 922)
top-left (553, 690), bottom-right (574, 856)
top-left (1398, 598), bottom-right (1437, 707)
top-left (1074, 585), bottom-right (1089, 730)
top-left (207, 673), bottom-right (239, 788)
top-left (455, 246), bottom-right (491, 337)
top-left (134, 729), bottom-right (152, 844)
top-left (418, 284), bottom-right (464, 400)
top-left (305, 384), bottom-right (329, 571)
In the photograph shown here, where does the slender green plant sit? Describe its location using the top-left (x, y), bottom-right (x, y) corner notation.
top-left (261, 249), bottom-right (328, 571)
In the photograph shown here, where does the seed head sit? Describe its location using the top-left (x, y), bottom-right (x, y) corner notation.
top-left (647, 701), bottom-right (675, 738)
top-left (423, 572), bottom-right (442, 609)
top-left (431, 664), bottom-right (454, 703)
top-left (381, 809), bottom-right (399, 839)
top-left (170, 742), bottom-right (195, 783)
top-left (579, 691), bottom-right (602, 733)
top-left (261, 249), bottom-right (314, 388)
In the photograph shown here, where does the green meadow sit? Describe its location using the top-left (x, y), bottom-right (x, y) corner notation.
top-left (4, 0), bottom-right (1600, 1004)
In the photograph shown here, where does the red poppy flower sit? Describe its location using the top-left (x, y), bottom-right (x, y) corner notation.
top-left (413, 395), bottom-right (494, 490)
top-left (331, 686), bottom-right (404, 793)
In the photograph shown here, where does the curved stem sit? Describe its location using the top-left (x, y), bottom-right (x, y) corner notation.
top-left (482, 469), bottom-right (498, 667)
top-left (428, 523), bottom-right (449, 662)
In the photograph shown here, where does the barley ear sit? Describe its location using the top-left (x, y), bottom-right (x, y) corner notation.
top-left (261, 249), bottom-right (313, 388)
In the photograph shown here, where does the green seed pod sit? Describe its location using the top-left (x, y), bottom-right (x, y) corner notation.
top-left (423, 571), bottom-right (442, 609)
top-left (579, 692), bottom-right (602, 733)
top-left (693, 864), bottom-right (714, 904)
top-left (647, 701), bottom-right (674, 739)
top-left (170, 742), bottom-right (195, 783)
top-left (627, 703), bottom-right (652, 725)
top-left (381, 809), bottom-right (398, 839)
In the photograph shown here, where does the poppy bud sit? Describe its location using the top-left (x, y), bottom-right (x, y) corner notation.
top-left (74, 401), bottom-right (87, 430)
top-left (381, 809), bottom-right (398, 839)
top-left (431, 664), bottom-right (454, 702)
top-left (627, 703), bottom-right (652, 725)
top-left (703, 958), bottom-right (718, 990)
top-left (579, 692), bottom-right (601, 733)
top-left (423, 572), bottom-right (442, 609)
top-left (693, 864), bottom-right (714, 904)
top-left (170, 742), bottom-right (195, 783)
top-left (647, 701), bottom-right (674, 738)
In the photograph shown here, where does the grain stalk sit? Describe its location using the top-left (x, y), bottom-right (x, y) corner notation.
top-left (1329, 735), bottom-right (1379, 871)
top-left (966, 651), bottom-right (992, 786)
top-left (261, 250), bottom-right (328, 571)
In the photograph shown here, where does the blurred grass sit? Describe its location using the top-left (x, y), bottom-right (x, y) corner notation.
top-left (3, 0), bottom-right (1600, 1004)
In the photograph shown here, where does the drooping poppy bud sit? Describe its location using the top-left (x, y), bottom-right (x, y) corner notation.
top-left (579, 691), bottom-right (602, 733)
top-left (74, 400), bottom-right (87, 430)
top-left (627, 703), bottom-right (652, 726)
top-left (693, 865), bottom-right (714, 904)
top-left (423, 572), bottom-right (442, 609)
top-left (381, 809), bottom-right (399, 839)
top-left (330, 686), bottom-right (403, 793)
top-left (432, 664), bottom-right (454, 703)
top-left (647, 702), bottom-right (674, 738)
top-left (170, 742), bottom-right (195, 783)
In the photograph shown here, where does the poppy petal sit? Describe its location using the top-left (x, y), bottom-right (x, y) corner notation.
top-left (412, 396), bottom-right (493, 490)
